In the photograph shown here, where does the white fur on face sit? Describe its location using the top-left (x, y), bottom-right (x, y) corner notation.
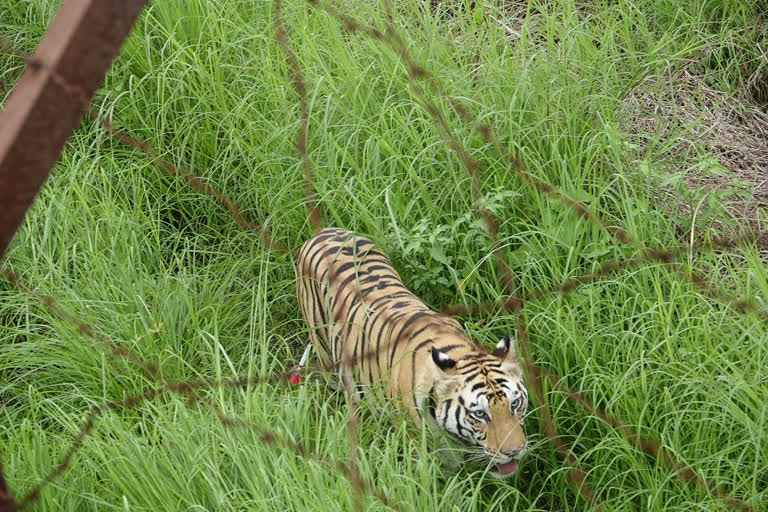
top-left (434, 374), bottom-right (528, 447)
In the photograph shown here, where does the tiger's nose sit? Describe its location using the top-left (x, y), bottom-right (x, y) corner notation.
top-left (486, 445), bottom-right (526, 458)
top-left (502, 443), bottom-right (527, 457)
top-left (514, 444), bottom-right (528, 456)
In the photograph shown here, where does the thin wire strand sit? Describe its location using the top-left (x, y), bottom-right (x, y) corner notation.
top-left (0, 6), bottom-right (761, 512)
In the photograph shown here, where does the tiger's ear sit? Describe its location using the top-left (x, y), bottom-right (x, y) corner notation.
top-left (431, 347), bottom-right (456, 372)
top-left (492, 332), bottom-right (516, 360)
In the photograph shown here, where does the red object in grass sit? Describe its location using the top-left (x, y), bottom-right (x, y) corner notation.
top-left (289, 373), bottom-right (301, 385)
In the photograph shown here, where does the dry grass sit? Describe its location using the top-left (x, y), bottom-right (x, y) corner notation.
top-left (621, 42), bottom-right (768, 244)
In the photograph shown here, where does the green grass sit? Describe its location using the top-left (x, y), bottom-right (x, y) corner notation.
top-left (1, 0), bottom-right (767, 510)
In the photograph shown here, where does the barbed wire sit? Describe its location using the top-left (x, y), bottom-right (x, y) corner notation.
top-left (366, 1), bottom-right (602, 506)
top-left (301, 2), bottom-right (762, 510)
top-left (274, 0), bottom-right (324, 234)
top-left (303, 0), bottom-right (768, 321)
top-left (0, 269), bottom-right (159, 379)
top-left (0, 268), bottom-right (400, 512)
top-left (0, 36), bottom-right (294, 256)
top-left (441, 229), bottom-right (768, 317)
top-left (0, 2), bottom-right (764, 511)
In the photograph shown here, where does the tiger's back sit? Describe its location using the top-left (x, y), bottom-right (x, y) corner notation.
top-left (297, 227), bottom-right (470, 410)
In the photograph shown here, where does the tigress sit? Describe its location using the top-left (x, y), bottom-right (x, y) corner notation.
top-left (296, 227), bottom-right (528, 477)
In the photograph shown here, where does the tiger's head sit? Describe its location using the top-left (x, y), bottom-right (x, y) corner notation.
top-left (426, 333), bottom-right (528, 478)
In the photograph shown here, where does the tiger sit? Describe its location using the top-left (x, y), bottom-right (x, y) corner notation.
top-left (296, 227), bottom-right (528, 477)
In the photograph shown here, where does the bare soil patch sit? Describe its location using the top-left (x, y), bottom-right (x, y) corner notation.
top-left (621, 49), bottom-right (768, 246)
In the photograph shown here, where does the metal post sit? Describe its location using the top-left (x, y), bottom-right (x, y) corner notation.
top-left (0, 0), bottom-right (147, 258)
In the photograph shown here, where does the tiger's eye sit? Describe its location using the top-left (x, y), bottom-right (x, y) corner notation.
top-left (472, 410), bottom-right (490, 422)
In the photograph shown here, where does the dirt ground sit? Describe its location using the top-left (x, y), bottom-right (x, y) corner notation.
top-left (621, 44), bottom-right (768, 247)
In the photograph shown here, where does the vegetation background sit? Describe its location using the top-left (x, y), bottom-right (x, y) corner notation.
top-left (1, 0), bottom-right (766, 510)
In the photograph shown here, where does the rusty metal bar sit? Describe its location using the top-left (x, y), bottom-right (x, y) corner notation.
top-left (0, 0), bottom-right (147, 259)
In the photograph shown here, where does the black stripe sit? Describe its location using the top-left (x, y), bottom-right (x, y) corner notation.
top-left (360, 281), bottom-right (403, 296)
top-left (303, 230), bottom-right (339, 254)
top-left (426, 387), bottom-right (437, 419)
top-left (352, 238), bottom-right (374, 250)
top-left (369, 291), bottom-right (412, 308)
top-left (337, 269), bottom-right (364, 296)
top-left (363, 265), bottom-right (396, 273)
top-left (359, 295), bottom-right (404, 381)
top-left (456, 360), bottom-right (480, 372)
top-left (334, 261), bottom-right (360, 275)
top-left (353, 254), bottom-right (390, 265)
top-left (391, 312), bottom-right (433, 370)
top-left (441, 399), bottom-right (452, 426)
top-left (409, 337), bottom-right (435, 355)
top-left (454, 407), bottom-right (469, 438)
top-left (306, 243), bottom-right (338, 277)
top-left (463, 371), bottom-right (481, 381)
top-left (470, 382), bottom-right (485, 392)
